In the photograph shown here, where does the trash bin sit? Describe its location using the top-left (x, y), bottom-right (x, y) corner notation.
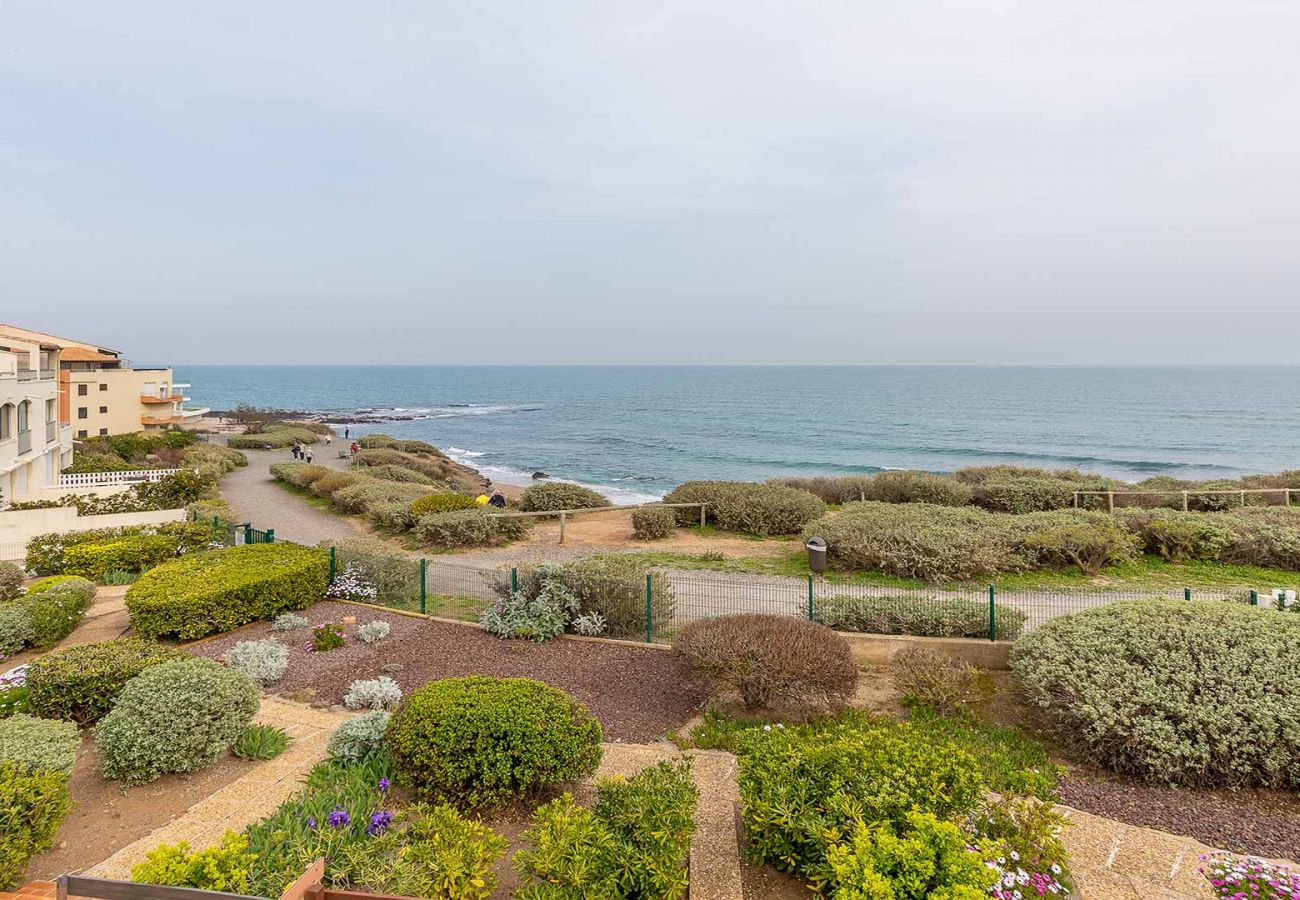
top-left (805, 537), bottom-right (827, 574)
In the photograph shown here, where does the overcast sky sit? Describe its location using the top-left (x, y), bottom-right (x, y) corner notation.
top-left (4, 1), bottom-right (1298, 365)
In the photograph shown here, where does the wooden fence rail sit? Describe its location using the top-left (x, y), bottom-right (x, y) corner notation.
top-left (489, 501), bottom-right (707, 544)
top-left (1073, 487), bottom-right (1295, 512)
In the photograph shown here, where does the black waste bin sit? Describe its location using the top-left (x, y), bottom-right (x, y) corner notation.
top-left (805, 537), bottom-right (827, 574)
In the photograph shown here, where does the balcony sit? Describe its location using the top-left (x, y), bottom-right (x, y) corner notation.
top-left (16, 369), bottom-right (55, 382)
top-left (17, 430), bottom-right (31, 454)
top-left (141, 393), bottom-right (188, 404)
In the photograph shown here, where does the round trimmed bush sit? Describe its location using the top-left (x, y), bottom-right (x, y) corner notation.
top-left (713, 484), bottom-right (826, 536)
top-left (386, 676), bottom-right (602, 808)
top-left (410, 493), bottom-right (478, 517)
top-left (0, 562), bottom-right (21, 602)
top-left (1013, 600), bottom-right (1300, 788)
top-left (126, 543), bottom-right (329, 640)
top-left (25, 638), bottom-right (189, 724)
top-left (519, 482), bottom-right (611, 512)
top-left (0, 714), bottom-right (80, 775)
top-left (413, 508), bottom-right (530, 548)
top-left (94, 658), bottom-right (260, 785)
top-left (631, 505), bottom-right (677, 540)
top-left (863, 471), bottom-right (974, 507)
top-left (224, 639), bottom-right (289, 686)
top-left (673, 614), bottom-right (858, 711)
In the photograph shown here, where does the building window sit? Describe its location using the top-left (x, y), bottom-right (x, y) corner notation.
top-left (17, 401), bottom-right (28, 433)
top-left (99, 383), bottom-right (108, 391)
top-left (77, 407), bottom-right (88, 419)
top-left (0, 403), bottom-right (11, 441)
top-left (99, 406), bottom-right (108, 414)
top-left (99, 428), bottom-right (109, 436)
top-left (77, 429), bottom-right (88, 439)
top-left (77, 384), bottom-right (88, 396)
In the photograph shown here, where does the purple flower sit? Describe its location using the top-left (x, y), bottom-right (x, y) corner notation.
top-left (377, 778), bottom-right (390, 793)
top-left (306, 816), bottom-right (317, 828)
top-left (327, 807), bottom-right (350, 828)
top-left (367, 810), bottom-right (392, 836)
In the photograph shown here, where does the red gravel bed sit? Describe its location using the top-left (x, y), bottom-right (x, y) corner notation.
top-left (1059, 766), bottom-right (1300, 861)
top-left (189, 601), bottom-right (706, 742)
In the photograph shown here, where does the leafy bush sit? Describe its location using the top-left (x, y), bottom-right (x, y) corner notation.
top-left (410, 492), bottom-right (479, 517)
top-left (514, 759), bottom-right (697, 899)
top-left (126, 543), bottom-right (329, 640)
top-left (225, 639), bottom-right (290, 686)
top-left (270, 462), bottom-right (332, 489)
top-left (393, 804), bottom-right (508, 900)
top-left (332, 479), bottom-right (428, 515)
top-left (1013, 510), bottom-right (1141, 574)
top-left (328, 710), bottom-right (390, 761)
top-left (17, 578), bottom-right (95, 648)
top-left (413, 508), bottom-right (528, 548)
top-left (863, 470), bottom-right (974, 507)
top-left (232, 724), bottom-right (291, 760)
top-left (363, 464), bottom-right (435, 485)
top-left (973, 476), bottom-right (1080, 513)
top-left (891, 646), bottom-right (975, 715)
top-left (228, 426), bottom-right (320, 449)
top-left (386, 676), bottom-right (602, 808)
top-left (0, 714), bottom-right (80, 774)
top-left (498, 556), bottom-right (673, 640)
top-left (344, 677), bottom-right (402, 711)
top-left (767, 475), bottom-right (875, 505)
top-left (736, 714), bottom-right (985, 888)
top-left (310, 471), bottom-right (362, 499)
top-left (1118, 509), bottom-right (1236, 562)
top-left (818, 593), bottom-right (1026, 640)
top-left (323, 537), bottom-right (422, 609)
top-left (519, 481), bottom-right (611, 512)
top-left (95, 658), bottom-right (260, 785)
top-left (367, 499), bottom-right (419, 532)
top-left (0, 563), bottom-right (20, 602)
top-left (356, 620), bottom-right (391, 643)
top-left (631, 505), bottom-right (677, 540)
top-left (62, 533), bottom-right (179, 579)
top-left (272, 612), bottom-right (309, 631)
top-left (134, 469), bottom-right (215, 509)
top-left (25, 521), bottom-right (222, 577)
top-left (0, 760), bottom-right (70, 890)
top-left (481, 563), bottom-right (579, 641)
top-left (26, 638), bottom-right (189, 724)
top-left (1013, 600), bottom-right (1300, 787)
top-left (311, 622), bottom-right (345, 652)
top-left (806, 501), bottom-right (1025, 581)
top-left (714, 484), bottom-right (826, 536)
top-left (1217, 507), bottom-right (1300, 570)
top-left (673, 614), bottom-right (857, 711)
top-left (825, 810), bottom-right (999, 898)
top-left (968, 795), bottom-right (1073, 896)
top-left (132, 831), bottom-right (256, 893)
top-left (662, 480), bottom-right (748, 526)
top-left (0, 607), bottom-right (35, 659)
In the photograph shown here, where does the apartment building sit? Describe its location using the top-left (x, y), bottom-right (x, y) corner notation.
top-left (0, 333), bottom-right (73, 505)
top-left (0, 325), bottom-right (207, 438)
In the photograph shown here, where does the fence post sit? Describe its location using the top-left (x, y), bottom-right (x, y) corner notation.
top-left (807, 574), bottom-right (815, 621)
top-left (1184, 587), bottom-right (1191, 601)
top-left (511, 567), bottom-right (519, 595)
top-left (265, 528), bottom-right (274, 544)
top-left (988, 584), bottom-right (996, 642)
top-left (329, 546), bottom-right (336, 582)
top-left (645, 574), bottom-right (653, 644)
top-left (1250, 590), bottom-right (1258, 606)
top-left (699, 504), bottom-right (706, 528)
top-left (419, 558), bottom-right (427, 614)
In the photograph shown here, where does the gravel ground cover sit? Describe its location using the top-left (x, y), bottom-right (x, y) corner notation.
top-left (189, 601), bottom-right (706, 742)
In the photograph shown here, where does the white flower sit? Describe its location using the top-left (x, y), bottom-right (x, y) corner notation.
top-left (1050, 864), bottom-right (1061, 874)
top-left (762, 724), bottom-right (772, 732)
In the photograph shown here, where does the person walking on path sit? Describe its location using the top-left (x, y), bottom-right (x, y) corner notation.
top-left (291, 443), bottom-right (301, 460)
top-left (305, 447), bottom-right (314, 463)
top-left (345, 426), bottom-right (350, 439)
top-left (325, 433), bottom-right (332, 446)
top-left (349, 441), bottom-right (359, 456)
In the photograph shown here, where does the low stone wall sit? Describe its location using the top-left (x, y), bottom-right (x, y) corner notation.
top-left (837, 631), bottom-right (1013, 669)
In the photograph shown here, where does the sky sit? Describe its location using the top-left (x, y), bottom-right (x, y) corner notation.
top-left (3, 1), bottom-right (1299, 365)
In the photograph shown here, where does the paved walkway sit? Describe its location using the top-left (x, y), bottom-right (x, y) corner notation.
top-left (217, 440), bottom-right (362, 547)
top-left (85, 698), bottom-right (349, 880)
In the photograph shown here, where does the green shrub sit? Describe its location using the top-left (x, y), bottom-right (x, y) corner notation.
top-left (817, 593), bottom-right (1026, 640)
top-left (631, 505), bottom-right (677, 540)
top-left (389, 804), bottom-right (508, 900)
top-left (891, 646), bottom-right (975, 715)
top-left (519, 481), bottom-right (612, 512)
top-left (386, 676), bottom-right (603, 808)
top-left (15, 581), bottom-right (94, 648)
top-left (25, 521), bottom-right (222, 576)
top-left (225, 639), bottom-right (289, 686)
top-left (322, 537), bottom-right (422, 609)
top-left (0, 563), bottom-right (20, 602)
top-left (502, 556), bottom-right (674, 640)
top-left (0, 714), bottom-right (79, 775)
top-left (134, 469), bottom-right (215, 509)
top-left (95, 658), bottom-right (260, 785)
top-left (311, 622), bottom-right (345, 652)
top-left (126, 543), bottom-right (329, 640)
top-left (1012, 510), bottom-right (1141, 574)
top-left (1013, 600), bottom-right (1300, 788)
top-left (1217, 507), bottom-right (1300, 570)
top-left (515, 759), bottom-right (697, 899)
top-left (974, 476), bottom-right (1080, 513)
top-left (714, 484), bottom-right (826, 536)
top-left (61, 533), bottom-right (178, 579)
top-left (662, 480), bottom-right (748, 526)
top-left (1118, 509), bottom-right (1235, 561)
top-left (366, 499), bottom-right (418, 532)
top-left (270, 462), bottom-right (332, 489)
top-left (227, 426), bottom-right (320, 449)
top-left (863, 470), bottom-right (974, 507)
top-left (968, 795), bottom-right (1073, 895)
top-left (0, 607), bottom-right (34, 659)
top-left (806, 501), bottom-right (1025, 581)
top-left (26, 574), bottom-right (95, 600)
top-left (331, 479), bottom-right (428, 515)
top-left (232, 724), bottom-right (291, 760)
top-left (953, 464), bottom-right (1068, 485)
top-left (767, 475), bottom-right (875, 505)
top-left (0, 760), bottom-right (70, 889)
top-left (26, 638), bottom-right (189, 724)
top-left (413, 508), bottom-right (528, 548)
top-left (327, 710), bottom-right (390, 761)
top-left (673, 614), bottom-right (857, 711)
top-left (410, 493), bottom-right (478, 517)
top-left (131, 831), bottom-right (256, 894)
top-left (361, 464), bottom-right (435, 485)
top-left (310, 471), bottom-right (361, 499)
top-left (736, 714), bottom-right (985, 887)
top-left (825, 811), bottom-right (999, 898)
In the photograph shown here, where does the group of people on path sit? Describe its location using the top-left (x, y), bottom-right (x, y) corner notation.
top-left (290, 442), bottom-right (315, 463)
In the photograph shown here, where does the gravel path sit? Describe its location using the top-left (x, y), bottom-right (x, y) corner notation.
top-left (217, 439), bottom-right (362, 546)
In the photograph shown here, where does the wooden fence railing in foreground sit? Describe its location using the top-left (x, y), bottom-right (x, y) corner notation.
top-left (55, 859), bottom-right (420, 900)
top-left (1073, 487), bottom-right (1295, 512)
top-left (490, 501), bottom-right (707, 544)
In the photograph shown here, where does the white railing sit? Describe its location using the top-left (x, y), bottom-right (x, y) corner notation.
top-left (58, 468), bottom-right (179, 489)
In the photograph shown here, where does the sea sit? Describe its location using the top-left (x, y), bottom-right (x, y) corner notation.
top-left (179, 366), bottom-right (1300, 505)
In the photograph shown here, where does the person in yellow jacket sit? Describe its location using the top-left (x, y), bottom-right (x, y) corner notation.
top-left (476, 493), bottom-right (490, 506)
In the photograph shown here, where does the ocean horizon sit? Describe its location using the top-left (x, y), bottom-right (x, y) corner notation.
top-left (179, 365), bottom-right (1300, 503)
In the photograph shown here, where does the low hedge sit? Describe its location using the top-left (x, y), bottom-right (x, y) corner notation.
top-left (410, 493), bottom-right (479, 517)
top-left (361, 463), bottom-right (434, 484)
top-left (309, 471), bottom-right (360, 499)
top-left (0, 714), bottom-right (80, 775)
top-left (126, 544), bottom-right (330, 640)
top-left (269, 462), bottom-right (332, 489)
top-left (1013, 600), bottom-right (1300, 788)
top-left (227, 427), bottom-right (320, 449)
top-left (62, 533), bottom-right (178, 580)
top-left (519, 482), bottom-right (611, 512)
top-left (25, 638), bottom-right (189, 724)
top-left (0, 760), bottom-right (70, 890)
top-left (330, 479), bottom-right (428, 515)
top-left (863, 471), bottom-right (974, 507)
top-left (631, 505), bottom-right (677, 540)
top-left (14, 578), bottom-right (95, 649)
top-left (817, 593), bottom-right (1027, 640)
top-left (95, 658), bottom-right (260, 785)
top-left (413, 508), bottom-right (530, 548)
top-left (663, 480), bottom-right (825, 535)
top-left (25, 521), bottom-right (222, 577)
top-left (365, 499), bottom-right (417, 532)
top-left (386, 676), bottom-right (602, 808)
top-left (767, 475), bottom-right (874, 504)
